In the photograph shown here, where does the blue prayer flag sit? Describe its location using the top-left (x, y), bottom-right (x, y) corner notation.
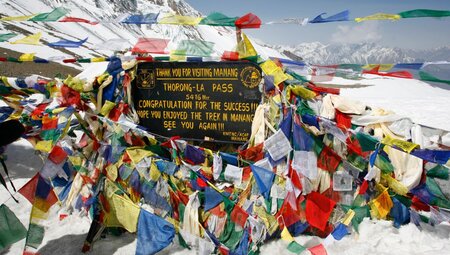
top-left (331, 223), bottom-right (348, 240)
top-left (185, 145), bottom-right (205, 164)
top-left (251, 165), bottom-right (275, 199)
top-left (293, 122), bottom-right (313, 151)
top-left (136, 209), bottom-right (175, 255)
top-left (279, 110), bottom-right (293, 140)
top-left (48, 37), bottom-right (88, 48)
top-left (309, 10), bottom-right (350, 23)
top-left (204, 186), bottom-right (223, 211)
top-left (121, 13), bottom-right (159, 24)
top-left (390, 198), bottom-right (410, 228)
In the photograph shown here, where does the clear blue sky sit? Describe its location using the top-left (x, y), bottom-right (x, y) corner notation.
top-left (186, 0), bottom-right (450, 49)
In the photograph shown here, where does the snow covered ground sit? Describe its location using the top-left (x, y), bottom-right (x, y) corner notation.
top-left (1, 75), bottom-right (450, 254)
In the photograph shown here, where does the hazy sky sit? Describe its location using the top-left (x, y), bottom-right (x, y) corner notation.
top-left (186, 0), bottom-right (450, 49)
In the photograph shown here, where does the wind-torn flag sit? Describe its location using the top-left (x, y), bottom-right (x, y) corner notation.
top-left (48, 38), bottom-right (88, 48)
top-left (136, 209), bottom-right (175, 255)
top-left (309, 10), bottom-right (350, 23)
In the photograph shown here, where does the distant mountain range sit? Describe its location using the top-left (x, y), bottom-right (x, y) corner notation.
top-left (270, 42), bottom-right (450, 65)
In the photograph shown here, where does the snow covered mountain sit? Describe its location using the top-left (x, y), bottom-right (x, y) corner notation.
top-left (271, 42), bottom-right (450, 65)
top-left (0, 0), bottom-right (283, 71)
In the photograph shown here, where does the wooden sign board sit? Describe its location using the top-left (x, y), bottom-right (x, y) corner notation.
top-left (132, 61), bottom-right (262, 143)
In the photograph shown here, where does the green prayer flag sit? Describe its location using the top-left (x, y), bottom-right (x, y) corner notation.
top-left (0, 204), bottom-right (27, 250)
top-left (287, 241), bottom-right (306, 254)
top-left (29, 7), bottom-right (68, 22)
top-left (25, 223), bottom-right (45, 249)
top-left (0, 33), bottom-right (17, 42)
top-left (172, 40), bottom-right (214, 57)
top-left (219, 219), bottom-right (243, 250)
top-left (342, 204), bottom-right (370, 232)
top-left (355, 132), bottom-right (378, 152)
top-left (426, 178), bottom-right (448, 201)
top-left (375, 154), bottom-right (394, 174)
top-left (419, 71), bottom-right (450, 85)
top-left (399, 9), bottom-right (450, 18)
top-left (6, 57), bottom-right (21, 63)
top-left (199, 12), bottom-right (238, 26)
top-left (426, 165), bottom-right (449, 180)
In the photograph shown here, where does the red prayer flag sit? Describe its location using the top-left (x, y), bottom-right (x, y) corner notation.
top-left (18, 174), bottom-right (39, 204)
top-left (359, 180), bottom-right (369, 194)
top-left (131, 38), bottom-right (169, 54)
top-left (239, 143), bottom-right (264, 162)
top-left (221, 51), bottom-right (239, 61)
top-left (317, 146), bottom-right (341, 172)
top-left (230, 205), bottom-right (249, 228)
top-left (59, 16), bottom-right (99, 25)
top-left (48, 145), bottom-right (68, 164)
top-left (335, 110), bottom-right (352, 130)
top-left (308, 244), bottom-right (328, 255)
top-left (362, 66), bottom-right (413, 79)
top-left (235, 13), bottom-right (261, 29)
top-left (305, 192), bottom-right (336, 231)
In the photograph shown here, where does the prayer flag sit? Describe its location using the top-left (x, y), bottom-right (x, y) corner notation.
top-left (59, 16), bottom-right (98, 25)
top-left (399, 9), bottom-right (450, 18)
top-left (199, 12), bottom-right (238, 26)
top-left (0, 33), bottom-right (17, 42)
top-left (331, 223), bottom-right (348, 240)
top-left (251, 165), bottom-right (275, 199)
top-left (121, 13), bottom-right (159, 24)
top-left (308, 244), bottom-right (328, 255)
top-left (10, 32), bottom-right (42, 45)
top-left (309, 10), bottom-right (350, 23)
top-left (159, 14), bottom-right (202, 25)
top-left (18, 53), bottom-right (35, 62)
top-left (131, 38), bottom-right (169, 54)
top-left (236, 33), bottom-right (258, 60)
top-left (29, 7), bottom-right (68, 22)
top-left (172, 40), bottom-right (215, 57)
top-left (48, 37), bottom-right (88, 48)
top-left (306, 192), bottom-right (336, 231)
top-left (235, 13), bottom-right (261, 28)
top-left (136, 209), bottom-right (175, 255)
top-left (0, 204), bottom-right (27, 250)
top-left (204, 186), bottom-right (223, 211)
top-left (355, 13), bottom-right (401, 22)
top-left (287, 241), bottom-right (306, 254)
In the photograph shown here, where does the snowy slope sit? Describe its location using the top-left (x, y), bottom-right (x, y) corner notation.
top-left (0, 0), bottom-right (283, 70)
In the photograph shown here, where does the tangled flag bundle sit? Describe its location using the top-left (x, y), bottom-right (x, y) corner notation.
top-left (0, 55), bottom-right (449, 255)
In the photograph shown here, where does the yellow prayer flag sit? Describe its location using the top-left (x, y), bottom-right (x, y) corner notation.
top-left (100, 100), bottom-right (116, 116)
top-left (287, 85), bottom-right (316, 100)
top-left (362, 64), bottom-right (395, 71)
top-left (91, 57), bottom-right (106, 62)
top-left (1, 14), bottom-right (37, 21)
top-left (254, 204), bottom-right (278, 235)
top-left (106, 164), bottom-right (118, 181)
top-left (355, 13), bottom-right (401, 22)
top-left (159, 14), bottom-right (202, 25)
top-left (150, 163), bottom-right (161, 181)
top-left (108, 194), bottom-right (141, 233)
top-left (126, 147), bottom-right (153, 165)
top-left (341, 209), bottom-right (355, 226)
top-left (260, 60), bottom-right (289, 85)
top-left (381, 173), bottom-right (408, 196)
top-left (31, 201), bottom-right (50, 220)
top-left (68, 156), bottom-right (82, 166)
top-left (10, 32), bottom-right (42, 45)
top-left (236, 33), bottom-right (258, 59)
top-left (382, 135), bottom-right (419, 153)
top-left (281, 227), bottom-right (295, 242)
top-left (369, 188), bottom-right (393, 219)
top-left (35, 140), bottom-right (53, 152)
top-left (169, 50), bottom-right (187, 61)
top-left (18, 53), bottom-right (35, 62)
